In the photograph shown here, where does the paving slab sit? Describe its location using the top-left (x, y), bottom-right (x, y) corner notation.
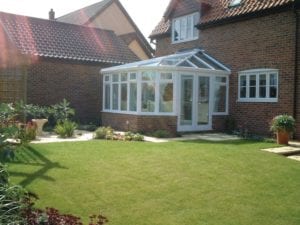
top-left (31, 130), bottom-right (94, 144)
top-left (261, 146), bottom-right (300, 156)
top-left (168, 133), bottom-right (240, 142)
top-left (287, 155), bottom-right (300, 162)
top-left (30, 131), bottom-right (240, 144)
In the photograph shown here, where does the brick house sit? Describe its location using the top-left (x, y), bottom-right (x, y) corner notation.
top-left (57, 0), bottom-right (154, 60)
top-left (0, 11), bottom-right (138, 122)
top-left (101, 0), bottom-right (300, 139)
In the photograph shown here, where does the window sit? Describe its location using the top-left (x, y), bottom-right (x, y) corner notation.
top-left (213, 77), bottom-right (228, 114)
top-left (129, 73), bottom-right (137, 112)
top-left (229, 0), bottom-right (241, 7)
top-left (141, 71), bottom-right (156, 112)
top-left (159, 73), bottom-right (173, 113)
top-left (104, 75), bottom-right (111, 110)
top-left (238, 69), bottom-right (278, 102)
top-left (103, 72), bottom-right (175, 115)
top-left (172, 12), bottom-right (199, 43)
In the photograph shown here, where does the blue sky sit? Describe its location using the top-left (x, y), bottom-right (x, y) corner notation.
top-left (0, 0), bottom-right (170, 38)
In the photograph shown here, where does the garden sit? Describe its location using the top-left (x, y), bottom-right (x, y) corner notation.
top-left (0, 101), bottom-right (300, 225)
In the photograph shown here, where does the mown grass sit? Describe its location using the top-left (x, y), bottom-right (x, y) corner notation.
top-left (6, 140), bottom-right (300, 225)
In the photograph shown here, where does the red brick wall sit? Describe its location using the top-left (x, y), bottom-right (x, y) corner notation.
top-left (101, 112), bottom-right (178, 135)
top-left (27, 59), bottom-right (106, 123)
top-left (155, 11), bottom-right (298, 138)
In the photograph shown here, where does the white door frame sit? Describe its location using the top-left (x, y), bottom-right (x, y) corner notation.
top-left (177, 73), bottom-right (213, 132)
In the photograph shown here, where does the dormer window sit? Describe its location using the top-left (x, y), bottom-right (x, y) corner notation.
top-left (172, 12), bottom-right (199, 44)
top-left (229, 0), bottom-right (242, 7)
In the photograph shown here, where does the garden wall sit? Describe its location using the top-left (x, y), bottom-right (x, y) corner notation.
top-left (26, 59), bottom-right (111, 123)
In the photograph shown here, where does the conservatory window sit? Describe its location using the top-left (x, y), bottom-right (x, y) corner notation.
top-left (104, 75), bottom-right (111, 110)
top-left (141, 71), bottom-right (156, 112)
top-left (129, 73), bottom-right (137, 111)
top-left (213, 77), bottom-right (228, 114)
top-left (159, 73), bottom-right (173, 113)
top-left (172, 12), bottom-right (199, 43)
top-left (238, 69), bottom-right (278, 102)
top-left (120, 73), bottom-right (128, 111)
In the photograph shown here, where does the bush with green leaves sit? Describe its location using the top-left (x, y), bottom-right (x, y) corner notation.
top-left (48, 99), bottom-right (75, 125)
top-left (0, 163), bottom-right (27, 224)
top-left (0, 103), bottom-right (16, 126)
top-left (94, 127), bottom-right (114, 139)
top-left (150, 130), bottom-right (171, 138)
top-left (54, 120), bottom-right (77, 138)
top-left (124, 132), bottom-right (144, 141)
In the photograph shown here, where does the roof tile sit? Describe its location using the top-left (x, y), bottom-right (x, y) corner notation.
top-left (150, 0), bottom-right (294, 38)
top-left (0, 11), bottom-right (138, 64)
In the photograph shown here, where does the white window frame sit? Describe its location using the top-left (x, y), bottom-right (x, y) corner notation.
top-left (102, 71), bottom-right (176, 116)
top-left (238, 69), bottom-right (279, 103)
top-left (212, 76), bottom-right (229, 115)
top-left (172, 12), bottom-right (199, 44)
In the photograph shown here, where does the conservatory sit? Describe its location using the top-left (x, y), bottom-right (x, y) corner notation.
top-left (101, 49), bottom-right (231, 134)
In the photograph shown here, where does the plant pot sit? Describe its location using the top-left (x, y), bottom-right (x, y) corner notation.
top-left (276, 131), bottom-right (290, 145)
top-left (32, 119), bottom-right (48, 136)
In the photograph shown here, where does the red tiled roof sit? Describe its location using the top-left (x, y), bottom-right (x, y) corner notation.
top-left (0, 11), bottom-right (139, 64)
top-left (150, 0), bottom-right (294, 38)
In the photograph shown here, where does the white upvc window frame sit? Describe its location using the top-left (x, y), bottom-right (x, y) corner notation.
top-left (102, 71), bottom-right (176, 116)
top-left (212, 76), bottom-right (229, 115)
top-left (172, 12), bottom-right (199, 44)
top-left (238, 69), bottom-right (279, 103)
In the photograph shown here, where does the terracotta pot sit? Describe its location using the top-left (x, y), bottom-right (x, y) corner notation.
top-left (276, 131), bottom-right (290, 145)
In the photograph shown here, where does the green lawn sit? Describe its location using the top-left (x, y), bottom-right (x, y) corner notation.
top-left (6, 140), bottom-right (300, 225)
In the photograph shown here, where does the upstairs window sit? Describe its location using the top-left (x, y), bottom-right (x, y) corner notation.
top-left (229, 0), bottom-right (241, 7)
top-left (172, 12), bottom-right (199, 43)
top-left (238, 69), bottom-right (278, 102)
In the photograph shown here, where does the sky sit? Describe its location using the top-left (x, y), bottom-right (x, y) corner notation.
top-left (0, 0), bottom-right (170, 40)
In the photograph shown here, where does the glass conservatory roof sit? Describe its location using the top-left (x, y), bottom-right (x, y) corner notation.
top-left (102, 49), bottom-right (231, 73)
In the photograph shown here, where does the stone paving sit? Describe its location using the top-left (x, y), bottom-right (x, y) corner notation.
top-left (31, 131), bottom-right (240, 144)
top-left (261, 141), bottom-right (300, 162)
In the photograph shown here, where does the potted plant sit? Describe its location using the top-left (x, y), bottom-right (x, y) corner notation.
top-left (270, 114), bottom-right (295, 145)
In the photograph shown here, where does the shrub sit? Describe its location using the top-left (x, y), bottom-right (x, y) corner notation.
top-left (270, 114), bottom-right (296, 133)
top-left (0, 103), bottom-right (16, 127)
top-left (124, 132), bottom-right (144, 141)
top-left (94, 127), bottom-right (114, 139)
top-left (132, 133), bottom-right (144, 141)
top-left (49, 99), bottom-right (75, 125)
top-left (54, 120), bottom-right (77, 138)
top-left (0, 163), bottom-right (27, 224)
top-left (150, 130), bottom-right (171, 138)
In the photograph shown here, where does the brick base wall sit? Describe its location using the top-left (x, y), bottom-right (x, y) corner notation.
top-left (212, 116), bottom-right (226, 132)
top-left (26, 59), bottom-right (107, 123)
top-left (101, 112), bottom-right (178, 136)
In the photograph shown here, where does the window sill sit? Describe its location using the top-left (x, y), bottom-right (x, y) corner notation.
top-left (212, 112), bottom-right (229, 116)
top-left (102, 110), bottom-right (177, 116)
top-left (237, 98), bottom-right (278, 103)
top-left (172, 37), bottom-right (199, 44)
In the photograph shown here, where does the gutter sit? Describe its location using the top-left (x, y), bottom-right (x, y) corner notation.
top-left (294, 3), bottom-right (299, 122)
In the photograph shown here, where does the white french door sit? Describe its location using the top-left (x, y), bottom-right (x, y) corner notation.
top-left (178, 74), bottom-right (212, 132)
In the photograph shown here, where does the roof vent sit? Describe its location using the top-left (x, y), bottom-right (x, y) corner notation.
top-left (49, 9), bottom-right (55, 20)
